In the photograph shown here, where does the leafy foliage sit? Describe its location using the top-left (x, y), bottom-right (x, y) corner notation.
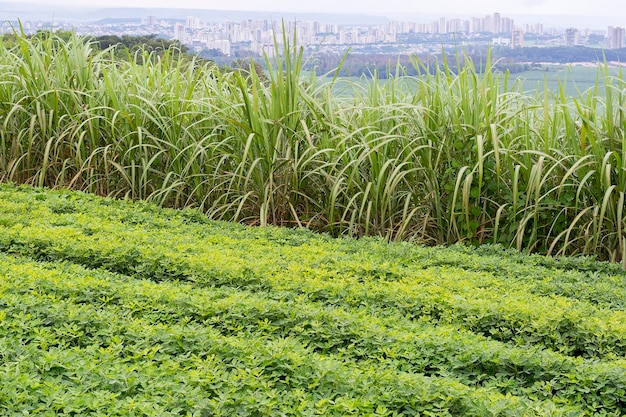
top-left (0, 184), bottom-right (625, 415)
top-left (0, 31), bottom-right (624, 265)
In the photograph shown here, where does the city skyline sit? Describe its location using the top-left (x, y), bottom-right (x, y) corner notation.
top-left (9, 8), bottom-right (621, 60)
top-left (19, 0), bottom-right (626, 20)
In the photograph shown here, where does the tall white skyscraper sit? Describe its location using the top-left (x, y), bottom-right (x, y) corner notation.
top-left (608, 26), bottom-right (625, 49)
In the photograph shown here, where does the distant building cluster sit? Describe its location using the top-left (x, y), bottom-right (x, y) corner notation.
top-left (4, 12), bottom-right (625, 57)
top-left (171, 19), bottom-right (398, 57)
top-left (399, 13), bottom-right (515, 34)
top-left (163, 12), bottom-right (625, 55)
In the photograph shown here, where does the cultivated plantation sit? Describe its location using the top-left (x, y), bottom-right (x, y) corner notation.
top-left (0, 31), bottom-right (625, 262)
top-left (1, 184), bottom-right (626, 415)
top-left (0, 30), bottom-right (626, 416)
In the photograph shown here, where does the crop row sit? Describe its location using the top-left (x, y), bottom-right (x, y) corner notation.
top-left (1, 185), bottom-right (626, 360)
top-left (2, 187), bottom-right (626, 413)
top-left (0, 253), bottom-right (576, 417)
top-left (0, 32), bottom-right (625, 262)
top-left (2, 184), bottom-right (625, 307)
top-left (4, 252), bottom-right (626, 415)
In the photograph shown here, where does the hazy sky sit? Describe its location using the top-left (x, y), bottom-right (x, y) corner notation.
top-left (24, 0), bottom-right (626, 17)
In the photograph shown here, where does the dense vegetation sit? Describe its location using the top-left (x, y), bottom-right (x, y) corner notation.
top-left (1, 183), bottom-right (625, 415)
top-left (2, 30), bottom-right (190, 62)
top-left (310, 48), bottom-right (626, 78)
top-left (501, 46), bottom-right (626, 64)
top-left (0, 31), bottom-right (624, 265)
top-left (90, 34), bottom-right (189, 57)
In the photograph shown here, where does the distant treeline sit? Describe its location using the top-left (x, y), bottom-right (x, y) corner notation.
top-left (308, 53), bottom-right (420, 78)
top-left (306, 52), bottom-right (537, 78)
top-left (90, 34), bottom-right (188, 57)
top-left (497, 46), bottom-right (626, 64)
top-left (305, 46), bottom-right (626, 79)
top-left (1, 30), bottom-right (189, 62)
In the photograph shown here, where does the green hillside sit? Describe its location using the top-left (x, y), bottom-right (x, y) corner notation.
top-left (1, 184), bottom-right (625, 416)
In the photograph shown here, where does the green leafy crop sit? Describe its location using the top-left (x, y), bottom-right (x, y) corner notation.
top-left (0, 184), bottom-right (625, 415)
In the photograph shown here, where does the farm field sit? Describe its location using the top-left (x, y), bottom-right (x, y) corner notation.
top-left (1, 31), bottom-right (626, 416)
top-left (1, 32), bottom-right (625, 263)
top-left (1, 183), bottom-right (626, 416)
top-left (327, 64), bottom-right (624, 98)
top-left (514, 64), bottom-right (623, 97)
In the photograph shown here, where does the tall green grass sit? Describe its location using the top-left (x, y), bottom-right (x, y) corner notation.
top-left (0, 31), bottom-right (624, 265)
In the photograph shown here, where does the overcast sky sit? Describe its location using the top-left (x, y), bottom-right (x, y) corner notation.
top-left (24, 0), bottom-right (626, 18)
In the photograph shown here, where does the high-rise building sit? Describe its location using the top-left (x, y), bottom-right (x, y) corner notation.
top-left (511, 28), bottom-right (524, 48)
top-left (186, 16), bottom-right (200, 30)
top-left (470, 17), bottom-right (483, 33)
top-left (439, 17), bottom-right (447, 34)
top-left (446, 18), bottom-right (462, 33)
top-left (484, 14), bottom-right (493, 33)
top-left (173, 23), bottom-right (187, 43)
top-left (525, 23), bottom-right (544, 34)
top-left (565, 28), bottom-right (579, 47)
top-left (493, 13), bottom-right (501, 33)
top-left (501, 17), bottom-right (514, 33)
top-left (608, 26), bottom-right (625, 49)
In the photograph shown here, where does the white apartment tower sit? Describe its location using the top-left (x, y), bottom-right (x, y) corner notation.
top-left (186, 16), bottom-right (201, 30)
top-left (608, 26), bottom-right (625, 49)
top-left (511, 28), bottom-right (524, 48)
top-left (565, 28), bottom-right (579, 47)
top-left (493, 13), bottom-right (501, 33)
top-left (173, 23), bottom-right (187, 43)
